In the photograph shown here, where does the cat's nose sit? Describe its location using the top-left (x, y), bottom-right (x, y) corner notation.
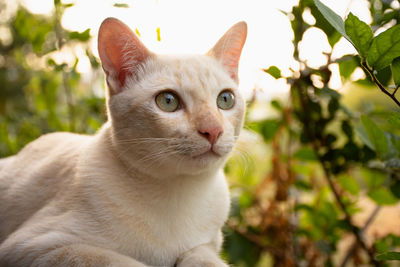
top-left (198, 126), bottom-right (223, 145)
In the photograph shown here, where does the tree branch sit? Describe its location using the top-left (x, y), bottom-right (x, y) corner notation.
top-left (54, 5), bottom-right (75, 131)
top-left (340, 206), bottom-right (381, 267)
top-left (361, 61), bottom-right (400, 108)
top-left (226, 221), bottom-right (281, 255)
top-left (293, 77), bottom-right (381, 266)
top-left (316, 152), bottom-right (380, 266)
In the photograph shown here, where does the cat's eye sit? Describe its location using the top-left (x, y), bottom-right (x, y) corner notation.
top-left (217, 90), bottom-right (235, 110)
top-left (155, 91), bottom-right (180, 112)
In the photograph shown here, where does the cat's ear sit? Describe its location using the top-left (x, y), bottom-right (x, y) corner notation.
top-left (208, 21), bottom-right (247, 82)
top-left (98, 18), bottom-right (151, 95)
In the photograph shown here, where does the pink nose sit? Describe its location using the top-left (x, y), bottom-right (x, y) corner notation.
top-left (198, 126), bottom-right (223, 145)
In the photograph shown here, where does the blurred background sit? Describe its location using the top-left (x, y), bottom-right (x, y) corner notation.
top-left (0, 0), bottom-right (399, 266)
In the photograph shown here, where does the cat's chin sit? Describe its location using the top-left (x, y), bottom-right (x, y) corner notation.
top-left (191, 149), bottom-right (221, 159)
top-left (187, 148), bottom-right (228, 170)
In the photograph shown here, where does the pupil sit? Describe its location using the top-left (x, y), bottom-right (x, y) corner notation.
top-left (166, 95), bottom-right (172, 104)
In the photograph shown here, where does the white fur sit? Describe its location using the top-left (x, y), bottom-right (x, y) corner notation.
top-left (0, 19), bottom-right (247, 267)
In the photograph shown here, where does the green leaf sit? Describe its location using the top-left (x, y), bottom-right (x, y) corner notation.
top-left (309, 3), bottom-right (341, 47)
top-left (249, 119), bottom-right (280, 141)
top-left (367, 25), bottom-right (400, 70)
top-left (376, 251), bottom-right (400, 261)
top-left (361, 168), bottom-right (386, 188)
top-left (337, 55), bottom-right (358, 79)
top-left (263, 66), bottom-right (281, 79)
top-left (391, 135), bottom-right (400, 153)
top-left (341, 120), bottom-right (353, 140)
top-left (391, 180), bottom-right (400, 198)
top-left (321, 86), bottom-right (341, 99)
top-left (328, 97), bottom-right (339, 117)
top-left (238, 191), bottom-right (254, 208)
top-left (63, 3), bottom-right (74, 8)
top-left (294, 179), bottom-right (312, 191)
top-left (360, 115), bottom-right (389, 157)
top-left (260, 119), bottom-right (280, 141)
top-left (375, 239), bottom-right (390, 254)
top-left (344, 13), bottom-right (373, 58)
top-left (375, 66), bottom-right (392, 86)
top-left (337, 174), bottom-right (359, 195)
top-left (113, 3), bottom-right (130, 8)
top-left (374, 234), bottom-right (400, 255)
top-left (85, 49), bottom-right (100, 69)
top-left (271, 99), bottom-right (283, 111)
top-left (388, 111), bottom-right (400, 129)
top-left (293, 147), bottom-right (318, 161)
top-left (391, 57), bottom-right (400, 87)
top-left (69, 29), bottom-right (91, 42)
top-left (313, 0), bottom-right (352, 44)
top-left (14, 9), bottom-right (54, 54)
top-left (224, 230), bottom-right (262, 266)
top-left (368, 188), bottom-right (398, 205)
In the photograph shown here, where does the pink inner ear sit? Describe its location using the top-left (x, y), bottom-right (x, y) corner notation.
top-left (98, 18), bottom-right (150, 94)
top-left (106, 41), bottom-right (134, 88)
top-left (118, 69), bottom-right (129, 88)
top-left (208, 21), bottom-right (247, 82)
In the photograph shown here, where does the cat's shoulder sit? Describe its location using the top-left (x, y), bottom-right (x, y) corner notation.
top-left (0, 132), bottom-right (92, 191)
top-left (24, 131), bottom-right (91, 150)
top-left (35, 131), bottom-right (90, 143)
top-left (11, 132), bottom-right (92, 165)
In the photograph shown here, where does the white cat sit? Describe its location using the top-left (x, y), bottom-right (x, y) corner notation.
top-left (0, 17), bottom-right (247, 267)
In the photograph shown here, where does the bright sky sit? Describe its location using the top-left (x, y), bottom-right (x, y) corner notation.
top-left (17, 0), bottom-right (373, 100)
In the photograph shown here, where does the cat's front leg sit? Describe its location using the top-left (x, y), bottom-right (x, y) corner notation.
top-left (31, 244), bottom-right (149, 267)
top-left (0, 239), bottom-right (149, 267)
top-left (175, 244), bottom-right (228, 267)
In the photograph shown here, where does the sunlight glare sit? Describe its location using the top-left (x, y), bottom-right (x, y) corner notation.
top-left (20, 0), bottom-right (54, 15)
top-left (298, 27), bottom-right (331, 68)
top-left (17, 0), bottom-right (373, 100)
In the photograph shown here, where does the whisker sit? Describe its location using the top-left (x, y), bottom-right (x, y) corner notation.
top-left (228, 146), bottom-right (254, 177)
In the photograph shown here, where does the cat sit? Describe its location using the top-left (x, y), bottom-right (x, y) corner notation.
top-left (0, 17), bottom-right (247, 267)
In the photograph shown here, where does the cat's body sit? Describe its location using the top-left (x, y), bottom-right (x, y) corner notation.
top-left (0, 18), bottom-right (247, 267)
top-left (0, 128), bottom-right (228, 266)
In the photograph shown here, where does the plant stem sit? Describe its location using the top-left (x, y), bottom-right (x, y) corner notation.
top-left (293, 78), bottom-right (381, 266)
top-left (62, 72), bottom-right (75, 131)
top-left (361, 61), bottom-right (400, 108)
top-left (315, 148), bottom-right (380, 266)
top-left (226, 221), bottom-right (281, 255)
top-left (54, 4), bottom-right (75, 131)
top-left (340, 206), bottom-right (381, 267)
top-left (319, 158), bottom-right (381, 266)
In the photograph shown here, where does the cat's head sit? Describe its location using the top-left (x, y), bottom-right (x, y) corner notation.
top-left (98, 18), bottom-right (247, 177)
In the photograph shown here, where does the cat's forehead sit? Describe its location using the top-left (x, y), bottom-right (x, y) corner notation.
top-left (150, 55), bottom-right (237, 96)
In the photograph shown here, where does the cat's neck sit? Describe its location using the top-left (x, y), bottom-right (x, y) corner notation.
top-left (75, 124), bottom-right (224, 213)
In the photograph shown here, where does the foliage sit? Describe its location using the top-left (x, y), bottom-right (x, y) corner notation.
top-left (0, 0), bottom-right (104, 157)
top-left (225, 0), bottom-right (400, 266)
top-left (1, 0), bottom-right (400, 267)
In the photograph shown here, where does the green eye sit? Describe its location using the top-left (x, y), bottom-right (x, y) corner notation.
top-left (155, 91), bottom-right (180, 112)
top-left (217, 90), bottom-right (235, 110)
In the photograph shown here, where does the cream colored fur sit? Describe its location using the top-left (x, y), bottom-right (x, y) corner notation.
top-left (0, 18), bottom-right (247, 267)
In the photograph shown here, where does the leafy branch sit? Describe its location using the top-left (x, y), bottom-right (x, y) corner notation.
top-left (361, 60), bottom-right (400, 107)
top-left (262, 1), bottom-right (400, 264)
top-left (314, 0), bottom-right (400, 108)
top-left (291, 72), bottom-right (381, 265)
top-left (228, 0), bottom-right (400, 265)
top-left (340, 206), bottom-right (381, 267)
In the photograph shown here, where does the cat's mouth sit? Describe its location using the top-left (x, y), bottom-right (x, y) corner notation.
top-left (191, 148), bottom-right (221, 159)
